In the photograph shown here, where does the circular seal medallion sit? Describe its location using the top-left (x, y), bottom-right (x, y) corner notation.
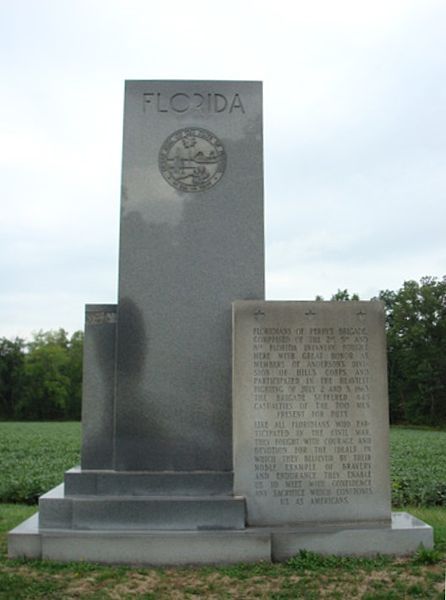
top-left (159, 127), bottom-right (226, 192)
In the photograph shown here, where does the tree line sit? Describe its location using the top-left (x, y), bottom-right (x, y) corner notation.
top-left (380, 276), bottom-right (446, 426)
top-left (0, 276), bottom-right (445, 425)
top-left (0, 329), bottom-right (82, 420)
top-left (319, 276), bottom-right (446, 426)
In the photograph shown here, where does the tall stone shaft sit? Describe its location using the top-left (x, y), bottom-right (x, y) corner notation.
top-left (114, 80), bottom-right (264, 471)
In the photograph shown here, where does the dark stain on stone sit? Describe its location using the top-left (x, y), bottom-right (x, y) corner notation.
top-left (117, 297), bottom-right (147, 379)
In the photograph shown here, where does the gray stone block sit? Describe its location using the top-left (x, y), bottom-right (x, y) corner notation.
top-left (9, 511), bottom-right (432, 564)
top-left (271, 513), bottom-right (434, 560)
top-left (233, 301), bottom-right (391, 526)
top-left (64, 467), bottom-right (98, 495)
top-left (38, 484), bottom-right (73, 529)
top-left (8, 513), bottom-right (270, 564)
top-left (64, 466), bottom-right (234, 496)
top-left (71, 497), bottom-right (246, 531)
top-left (41, 530), bottom-right (271, 565)
top-left (81, 304), bottom-right (116, 469)
top-left (38, 484), bottom-right (246, 531)
top-left (114, 81), bottom-right (264, 472)
top-left (7, 514), bottom-right (41, 559)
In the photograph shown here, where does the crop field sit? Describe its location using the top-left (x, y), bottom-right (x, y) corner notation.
top-left (391, 427), bottom-right (446, 507)
top-left (0, 422), bottom-right (80, 504)
top-left (0, 422), bottom-right (445, 598)
top-left (0, 422), bottom-right (445, 506)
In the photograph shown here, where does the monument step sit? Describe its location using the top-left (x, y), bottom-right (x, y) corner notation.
top-left (38, 485), bottom-right (246, 531)
top-left (64, 466), bottom-right (234, 496)
top-left (8, 512), bottom-right (432, 565)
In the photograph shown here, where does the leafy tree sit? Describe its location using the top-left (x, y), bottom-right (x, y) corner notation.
top-left (331, 289), bottom-right (360, 301)
top-left (27, 328), bottom-right (69, 353)
top-left (320, 279), bottom-right (446, 425)
top-left (315, 290), bottom-right (360, 301)
top-left (19, 342), bottom-right (70, 420)
top-left (15, 329), bottom-right (83, 420)
top-left (0, 337), bottom-right (26, 419)
top-left (65, 331), bottom-right (83, 420)
top-left (380, 276), bottom-right (446, 426)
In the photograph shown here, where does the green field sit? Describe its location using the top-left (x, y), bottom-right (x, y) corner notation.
top-left (1, 422), bottom-right (446, 506)
top-left (0, 422), bottom-right (445, 598)
top-left (391, 427), bottom-right (446, 506)
top-left (0, 422), bottom-right (80, 504)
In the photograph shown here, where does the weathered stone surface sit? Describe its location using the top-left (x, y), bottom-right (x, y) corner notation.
top-left (233, 300), bottom-right (391, 526)
top-left (9, 512), bottom-right (432, 563)
top-left (81, 304), bottom-right (116, 469)
top-left (7, 514), bottom-right (41, 560)
top-left (9, 518), bottom-right (270, 565)
top-left (39, 530), bottom-right (271, 565)
top-left (38, 484), bottom-right (246, 531)
top-left (271, 513), bottom-right (433, 559)
top-left (64, 466), bottom-right (234, 497)
top-left (115, 80), bottom-right (264, 471)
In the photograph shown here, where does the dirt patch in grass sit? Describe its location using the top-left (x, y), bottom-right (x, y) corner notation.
top-left (105, 572), bottom-right (163, 599)
top-left (62, 575), bottom-right (100, 598)
top-left (60, 568), bottom-right (296, 599)
top-left (78, 565), bottom-right (446, 599)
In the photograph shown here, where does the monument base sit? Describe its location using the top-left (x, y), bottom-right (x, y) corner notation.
top-left (270, 513), bottom-right (433, 560)
top-left (9, 512), bottom-right (432, 565)
top-left (37, 482), bottom-right (246, 531)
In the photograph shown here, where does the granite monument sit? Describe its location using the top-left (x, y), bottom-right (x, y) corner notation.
top-left (8, 80), bottom-right (432, 564)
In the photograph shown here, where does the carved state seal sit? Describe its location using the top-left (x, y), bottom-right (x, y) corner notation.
top-left (159, 127), bottom-right (226, 192)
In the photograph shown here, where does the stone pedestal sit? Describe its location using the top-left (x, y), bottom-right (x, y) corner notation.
top-left (9, 299), bottom-right (433, 564)
top-left (9, 511), bottom-right (432, 564)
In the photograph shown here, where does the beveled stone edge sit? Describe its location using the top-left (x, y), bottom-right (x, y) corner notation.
top-left (8, 512), bottom-right (433, 563)
top-left (64, 466), bottom-right (234, 496)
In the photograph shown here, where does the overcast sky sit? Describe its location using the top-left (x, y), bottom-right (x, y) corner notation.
top-left (1, 0), bottom-right (446, 339)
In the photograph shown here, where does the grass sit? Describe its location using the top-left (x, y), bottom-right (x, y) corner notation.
top-left (0, 423), bottom-right (445, 597)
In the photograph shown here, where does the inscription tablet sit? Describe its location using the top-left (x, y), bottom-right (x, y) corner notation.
top-left (233, 301), bottom-right (391, 526)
